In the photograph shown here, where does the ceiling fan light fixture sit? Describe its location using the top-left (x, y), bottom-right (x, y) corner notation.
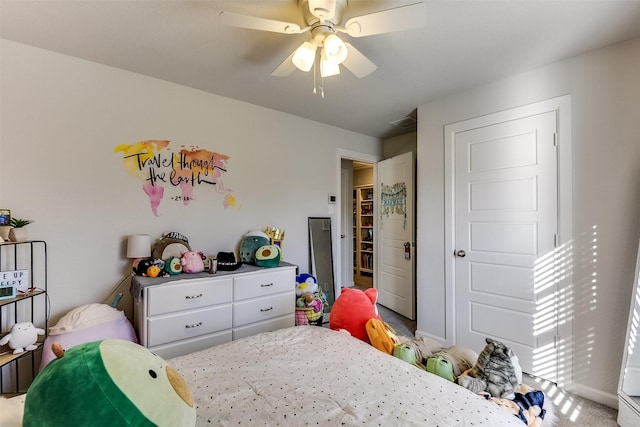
top-left (292, 41), bottom-right (317, 72)
top-left (323, 34), bottom-right (348, 64)
top-left (320, 57), bottom-right (340, 77)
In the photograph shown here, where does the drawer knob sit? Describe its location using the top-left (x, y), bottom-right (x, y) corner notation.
top-left (260, 307), bottom-right (274, 312)
top-left (185, 322), bottom-right (203, 329)
top-left (185, 293), bottom-right (203, 299)
top-left (260, 283), bottom-right (274, 287)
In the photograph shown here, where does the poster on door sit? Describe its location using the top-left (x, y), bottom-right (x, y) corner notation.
top-left (380, 182), bottom-right (407, 229)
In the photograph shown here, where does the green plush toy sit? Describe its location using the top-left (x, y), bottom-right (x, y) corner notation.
top-left (23, 339), bottom-right (196, 427)
top-left (425, 355), bottom-right (455, 382)
top-left (393, 342), bottom-right (420, 366)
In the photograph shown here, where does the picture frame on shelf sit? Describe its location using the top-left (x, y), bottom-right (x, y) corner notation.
top-left (0, 209), bottom-right (10, 226)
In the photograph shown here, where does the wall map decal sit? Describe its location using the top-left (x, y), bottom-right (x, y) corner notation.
top-left (114, 140), bottom-right (237, 216)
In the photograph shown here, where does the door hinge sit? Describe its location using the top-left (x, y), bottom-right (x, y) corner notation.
top-left (553, 133), bottom-right (558, 147)
top-left (553, 234), bottom-right (558, 248)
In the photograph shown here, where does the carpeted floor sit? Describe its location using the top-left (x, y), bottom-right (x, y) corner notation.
top-left (376, 303), bottom-right (619, 426)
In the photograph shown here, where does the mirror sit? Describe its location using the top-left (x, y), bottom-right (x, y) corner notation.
top-left (618, 238), bottom-right (640, 426)
top-left (308, 217), bottom-right (336, 321)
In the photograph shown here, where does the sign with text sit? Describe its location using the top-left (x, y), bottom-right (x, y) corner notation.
top-left (0, 270), bottom-right (29, 293)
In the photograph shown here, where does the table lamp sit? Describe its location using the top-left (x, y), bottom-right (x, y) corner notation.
top-left (127, 234), bottom-right (151, 272)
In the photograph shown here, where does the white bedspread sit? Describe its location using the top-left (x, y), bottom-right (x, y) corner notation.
top-left (170, 326), bottom-right (524, 426)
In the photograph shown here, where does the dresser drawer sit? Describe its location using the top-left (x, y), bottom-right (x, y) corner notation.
top-left (233, 269), bottom-right (294, 301)
top-left (147, 304), bottom-right (232, 347)
top-left (147, 278), bottom-right (233, 316)
top-left (233, 292), bottom-right (293, 327)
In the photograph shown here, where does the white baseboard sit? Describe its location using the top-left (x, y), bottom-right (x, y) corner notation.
top-left (414, 328), bottom-right (447, 346)
top-left (564, 382), bottom-right (619, 409)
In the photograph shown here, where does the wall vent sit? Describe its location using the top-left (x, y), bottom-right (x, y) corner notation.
top-left (388, 115), bottom-right (417, 130)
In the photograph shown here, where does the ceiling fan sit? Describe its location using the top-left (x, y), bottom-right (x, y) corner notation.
top-left (219, 0), bottom-right (426, 79)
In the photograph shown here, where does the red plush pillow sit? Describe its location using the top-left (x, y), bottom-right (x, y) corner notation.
top-left (329, 287), bottom-right (381, 344)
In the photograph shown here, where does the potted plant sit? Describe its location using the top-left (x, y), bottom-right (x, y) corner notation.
top-left (9, 218), bottom-right (34, 242)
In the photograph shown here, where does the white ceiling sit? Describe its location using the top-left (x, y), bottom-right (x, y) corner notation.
top-left (2, 0), bottom-right (640, 139)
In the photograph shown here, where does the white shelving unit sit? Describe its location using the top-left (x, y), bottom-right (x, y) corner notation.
top-left (353, 185), bottom-right (374, 288)
top-left (0, 240), bottom-right (48, 395)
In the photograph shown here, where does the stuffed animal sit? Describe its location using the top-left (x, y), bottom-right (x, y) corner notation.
top-left (393, 343), bottom-right (421, 365)
top-left (485, 383), bottom-right (554, 427)
top-left (254, 245), bottom-right (281, 267)
top-left (296, 292), bottom-right (313, 307)
top-left (295, 274), bottom-right (318, 296)
top-left (0, 322), bottom-right (45, 354)
top-left (425, 355), bottom-right (455, 382)
top-left (164, 256), bottom-right (183, 275)
top-left (457, 338), bottom-right (522, 399)
top-left (180, 250), bottom-right (206, 274)
top-left (23, 339), bottom-right (196, 427)
top-left (239, 231), bottom-right (270, 264)
top-left (429, 345), bottom-right (478, 378)
top-left (329, 287), bottom-right (381, 344)
top-left (365, 318), bottom-right (400, 355)
top-left (152, 232), bottom-right (191, 260)
top-left (39, 303), bottom-right (138, 371)
top-left (134, 258), bottom-right (167, 277)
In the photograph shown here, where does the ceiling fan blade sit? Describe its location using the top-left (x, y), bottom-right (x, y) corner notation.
top-left (342, 43), bottom-right (377, 78)
top-left (219, 11), bottom-right (303, 34)
top-left (271, 50), bottom-right (297, 77)
top-left (343, 2), bottom-right (426, 37)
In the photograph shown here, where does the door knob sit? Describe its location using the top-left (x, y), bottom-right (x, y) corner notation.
top-left (456, 250), bottom-right (466, 257)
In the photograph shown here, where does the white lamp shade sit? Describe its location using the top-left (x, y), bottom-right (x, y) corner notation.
top-left (323, 34), bottom-right (348, 64)
top-left (127, 234), bottom-right (151, 259)
top-left (292, 41), bottom-right (317, 72)
top-left (320, 56), bottom-right (340, 77)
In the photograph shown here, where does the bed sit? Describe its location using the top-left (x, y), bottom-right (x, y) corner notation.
top-left (169, 326), bottom-right (525, 426)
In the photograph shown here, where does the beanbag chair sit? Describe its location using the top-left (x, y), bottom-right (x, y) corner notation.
top-left (39, 303), bottom-right (137, 371)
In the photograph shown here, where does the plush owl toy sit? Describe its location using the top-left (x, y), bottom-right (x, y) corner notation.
top-left (23, 339), bottom-right (196, 427)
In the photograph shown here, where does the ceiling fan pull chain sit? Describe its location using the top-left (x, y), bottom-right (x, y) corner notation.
top-left (313, 56), bottom-right (317, 94)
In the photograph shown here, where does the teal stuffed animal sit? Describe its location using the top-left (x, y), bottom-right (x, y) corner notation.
top-left (23, 339), bottom-right (196, 427)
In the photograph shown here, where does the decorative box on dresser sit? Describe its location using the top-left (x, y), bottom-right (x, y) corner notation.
top-left (132, 262), bottom-right (297, 359)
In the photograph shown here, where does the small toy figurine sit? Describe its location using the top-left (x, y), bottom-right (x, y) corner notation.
top-left (0, 322), bottom-right (45, 354)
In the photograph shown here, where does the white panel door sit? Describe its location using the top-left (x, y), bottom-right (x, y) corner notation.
top-left (377, 152), bottom-right (415, 319)
top-left (454, 111), bottom-right (558, 380)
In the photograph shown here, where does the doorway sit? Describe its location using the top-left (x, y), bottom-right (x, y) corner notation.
top-left (336, 150), bottom-right (416, 321)
top-left (335, 150), bottom-right (380, 295)
top-left (352, 161), bottom-right (375, 289)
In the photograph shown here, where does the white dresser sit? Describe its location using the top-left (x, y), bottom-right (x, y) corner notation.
top-left (133, 263), bottom-right (297, 359)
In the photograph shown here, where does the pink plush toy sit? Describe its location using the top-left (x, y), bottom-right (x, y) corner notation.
top-left (180, 250), bottom-right (206, 273)
top-left (329, 287), bottom-right (381, 344)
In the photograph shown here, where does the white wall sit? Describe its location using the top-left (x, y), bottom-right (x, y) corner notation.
top-left (383, 131), bottom-right (416, 159)
top-left (0, 40), bottom-right (381, 323)
top-left (416, 37), bottom-right (640, 406)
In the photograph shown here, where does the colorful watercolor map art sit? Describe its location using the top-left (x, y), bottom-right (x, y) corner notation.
top-left (114, 140), bottom-right (237, 216)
